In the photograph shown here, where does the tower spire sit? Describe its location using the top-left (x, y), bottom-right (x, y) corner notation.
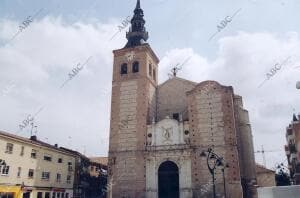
top-left (136, 0), bottom-right (141, 9)
top-left (124, 0), bottom-right (149, 48)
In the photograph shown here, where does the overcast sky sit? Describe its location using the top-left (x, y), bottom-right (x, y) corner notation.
top-left (0, 0), bottom-right (299, 169)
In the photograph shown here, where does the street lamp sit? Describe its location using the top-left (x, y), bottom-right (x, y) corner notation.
top-left (200, 147), bottom-right (229, 198)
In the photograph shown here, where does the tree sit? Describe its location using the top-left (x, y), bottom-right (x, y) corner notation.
top-left (275, 163), bottom-right (291, 186)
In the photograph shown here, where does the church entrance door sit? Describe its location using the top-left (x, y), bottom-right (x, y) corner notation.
top-left (158, 161), bottom-right (179, 198)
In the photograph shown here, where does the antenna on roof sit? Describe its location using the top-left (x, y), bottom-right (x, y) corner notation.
top-left (83, 145), bottom-right (86, 155)
top-left (30, 121), bottom-right (37, 137)
top-left (68, 136), bottom-right (72, 148)
top-left (254, 145), bottom-right (281, 167)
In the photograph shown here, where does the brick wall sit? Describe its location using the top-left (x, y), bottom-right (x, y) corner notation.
top-left (108, 44), bottom-right (159, 197)
top-left (187, 81), bottom-right (243, 197)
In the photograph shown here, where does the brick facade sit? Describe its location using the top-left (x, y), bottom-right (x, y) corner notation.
top-left (285, 114), bottom-right (300, 185)
top-left (187, 81), bottom-right (244, 197)
top-left (255, 164), bottom-right (275, 187)
top-left (108, 70), bottom-right (257, 197)
top-left (107, 1), bottom-right (257, 197)
top-left (108, 44), bottom-right (159, 197)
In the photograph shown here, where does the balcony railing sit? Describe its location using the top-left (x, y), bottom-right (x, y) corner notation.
top-left (68, 167), bottom-right (73, 172)
top-left (287, 128), bottom-right (293, 136)
top-left (285, 145), bottom-right (289, 151)
top-left (296, 164), bottom-right (300, 173)
top-left (289, 144), bottom-right (297, 153)
top-left (291, 153), bottom-right (297, 160)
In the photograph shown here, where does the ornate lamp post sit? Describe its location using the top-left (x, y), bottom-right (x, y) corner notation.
top-left (200, 147), bottom-right (229, 198)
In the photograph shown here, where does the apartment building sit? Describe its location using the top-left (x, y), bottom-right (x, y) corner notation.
top-left (0, 131), bottom-right (76, 198)
top-left (89, 157), bottom-right (107, 177)
top-left (89, 157), bottom-right (107, 198)
top-left (59, 147), bottom-right (91, 198)
top-left (56, 149), bottom-right (108, 198)
top-left (285, 114), bottom-right (300, 184)
top-left (255, 164), bottom-right (276, 187)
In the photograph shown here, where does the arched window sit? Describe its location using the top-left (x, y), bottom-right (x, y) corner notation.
top-left (149, 64), bottom-right (152, 76)
top-left (120, 63), bottom-right (127, 75)
top-left (132, 61), bottom-right (139, 73)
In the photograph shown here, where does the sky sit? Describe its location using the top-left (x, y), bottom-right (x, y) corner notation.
top-left (0, 0), bottom-right (300, 170)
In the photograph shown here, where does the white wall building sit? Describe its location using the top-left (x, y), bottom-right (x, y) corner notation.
top-left (0, 131), bottom-right (76, 198)
top-left (145, 117), bottom-right (193, 198)
top-left (258, 186), bottom-right (300, 198)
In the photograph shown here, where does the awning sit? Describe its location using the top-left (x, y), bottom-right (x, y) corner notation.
top-left (0, 186), bottom-right (22, 198)
top-left (52, 188), bottom-right (66, 192)
top-left (21, 187), bottom-right (33, 192)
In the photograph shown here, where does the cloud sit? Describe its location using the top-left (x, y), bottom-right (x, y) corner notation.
top-left (0, 14), bottom-right (299, 168)
top-left (159, 31), bottom-right (300, 167)
top-left (0, 16), bottom-right (126, 156)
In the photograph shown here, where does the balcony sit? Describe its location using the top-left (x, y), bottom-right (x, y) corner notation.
top-left (296, 164), bottom-right (300, 173)
top-left (285, 145), bottom-right (291, 155)
top-left (291, 153), bottom-right (298, 160)
top-left (287, 135), bottom-right (295, 144)
top-left (289, 144), bottom-right (297, 153)
top-left (286, 128), bottom-right (293, 138)
top-left (68, 167), bottom-right (74, 172)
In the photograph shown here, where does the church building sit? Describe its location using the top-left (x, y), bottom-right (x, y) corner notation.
top-left (107, 1), bottom-right (257, 197)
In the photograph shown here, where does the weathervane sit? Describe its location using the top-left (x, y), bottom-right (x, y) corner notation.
top-left (168, 56), bottom-right (192, 78)
top-left (169, 63), bottom-right (182, 77)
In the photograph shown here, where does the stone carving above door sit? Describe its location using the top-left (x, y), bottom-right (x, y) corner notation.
top-left (147, 117), bottom-right (188, 146)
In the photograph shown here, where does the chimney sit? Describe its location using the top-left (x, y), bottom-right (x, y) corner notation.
top-left (54, 144), bottom-right (58, 147)
top-left (30, 135), bottom-right (37, 141)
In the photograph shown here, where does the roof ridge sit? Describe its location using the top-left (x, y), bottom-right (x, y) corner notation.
top-left (158, 76), bottom-right (197, 87)
top-left (0, 130), bottom-right (77, 157)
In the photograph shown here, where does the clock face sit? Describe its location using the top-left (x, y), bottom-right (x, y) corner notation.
top-left (125, 51), bottom-right (135, 62)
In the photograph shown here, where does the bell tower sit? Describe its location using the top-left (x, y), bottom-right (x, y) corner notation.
top-left (108, 0), bottom-right (159, 197)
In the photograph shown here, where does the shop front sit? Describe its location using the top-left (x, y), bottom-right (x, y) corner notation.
top-left (0, 185), bottom-right (22, 198)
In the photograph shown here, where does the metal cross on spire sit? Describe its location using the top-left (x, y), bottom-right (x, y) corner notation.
top-left (168, 56), bottom-right (192, 78)
top-left (171, 63), bottom-right (182, 77)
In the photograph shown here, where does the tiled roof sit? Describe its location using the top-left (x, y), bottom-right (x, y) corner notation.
top-left (158, 76), bottom-right (197, 88)
top-left (89, 157), bottom-right (108, 165)
top-left (256, 164), bottom-right (275, 174)
top-left (0, 130), bottom-right (77, 157)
